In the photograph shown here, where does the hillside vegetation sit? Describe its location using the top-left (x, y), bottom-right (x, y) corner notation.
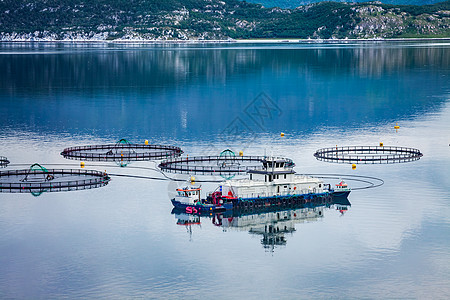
top-left (0, 0), bottom-right (449, 40)
top-left (244, 0), bottom-right (445, 10)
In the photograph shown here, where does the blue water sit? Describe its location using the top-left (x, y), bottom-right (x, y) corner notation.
top-left (0, 41), bottom-right (449, 299)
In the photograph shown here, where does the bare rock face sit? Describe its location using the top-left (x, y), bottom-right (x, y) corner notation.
top-left (0, 0), bottom-right (449, 41)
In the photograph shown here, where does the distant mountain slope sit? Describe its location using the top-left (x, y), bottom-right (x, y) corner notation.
top-left (244, 0), bottom-right (446, 9)
top-left (0, 0), bottom-right (449, 40)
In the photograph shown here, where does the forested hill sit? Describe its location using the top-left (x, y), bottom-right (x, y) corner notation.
top-left (0, 0), bottom-right (449, 41)
top-left (245, 0), bottom-right (445, 9)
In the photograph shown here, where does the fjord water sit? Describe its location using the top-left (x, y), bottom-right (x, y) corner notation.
top-left (0, 41), bottom-right (449, 299)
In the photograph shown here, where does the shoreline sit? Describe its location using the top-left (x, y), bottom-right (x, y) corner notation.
top-left (1, 37), bottom-right (450, 44)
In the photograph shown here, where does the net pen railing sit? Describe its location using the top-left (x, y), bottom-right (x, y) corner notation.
top-left (314, 146), bottom-right (423, 164)
top-left (159, 156), bottom-right (294, 174)
top-left (61, 144), bottom-right (183, 161)
top-left (0, 169), bottom-right (110, 192)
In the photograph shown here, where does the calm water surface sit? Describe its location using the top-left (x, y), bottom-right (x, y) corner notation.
top-left (0, 41), bottom-right (449, 299)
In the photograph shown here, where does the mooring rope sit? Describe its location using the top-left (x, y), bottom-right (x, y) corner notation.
top-left (7, 164), bottom-right (384, 189)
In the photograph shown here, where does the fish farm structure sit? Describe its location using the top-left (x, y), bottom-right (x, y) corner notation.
top-left (314, 146), bottom-right (423, 164)
top-left (0, 156), bottom-right (9, 168)
top-left (61, 139), bottom-right (183, 162)
top-left (0, 163), bottom-right (111, 195)
top-left (159, 149), bottom-right (294, 175)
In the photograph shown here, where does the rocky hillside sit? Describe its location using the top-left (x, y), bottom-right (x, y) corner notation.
top-left (245, 0), bottom-right (445, 10)
top-left (0, 0), bottom-right (449, 41)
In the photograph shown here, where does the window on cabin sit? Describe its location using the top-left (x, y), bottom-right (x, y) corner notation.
top-left (284, 174), bottom-right (286, 179)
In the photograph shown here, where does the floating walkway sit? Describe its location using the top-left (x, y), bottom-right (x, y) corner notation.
top-left (314, 145), bottom-right (423, 164)
top-left (61, 139), bottom-right (183, 162)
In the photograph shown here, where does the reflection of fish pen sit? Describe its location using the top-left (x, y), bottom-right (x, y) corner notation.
top-left (61, 139), bottom-right (183, 161)
top-left (0, 156), bottom-right (9, 168)
top-left (159, 155), bottom-right (295, 175)
top-left (0, 163), bottom-right (110, 195)
top-left (314, 146), bottom-right (423, 164)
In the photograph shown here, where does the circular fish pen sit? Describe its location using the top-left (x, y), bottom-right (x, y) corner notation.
top-left (0, 163), bottom-right (111, 195)
top-left (314, 146), bottom-right (423, 164)
top-left (159, 150), bottom-right (294, 175)
top-left (0, 156), bottom-right (9, 168)
top-left (61, 139), bottom-right (183, 162)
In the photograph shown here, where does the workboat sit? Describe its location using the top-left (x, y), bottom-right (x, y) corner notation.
top-left (171, 157), bottom-right (350, 213)
top-left (171, 185), bottom-right (233, 213)
top-left (331, 180), bottom-right (351, 198)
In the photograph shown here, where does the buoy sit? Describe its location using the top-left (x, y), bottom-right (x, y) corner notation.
top-left (352, 164), bottom-right (356, 170)
top-left (239, 151), bottom-right (243, 157)
top-left (190, 176), bottom-right (195, 183)
top-left (80, 162), bottom-right (85, 168)
top-left (145, 140), bottom-right (149, 145)
top-left (380, 142), bottom-right (383, 147)
top-left (394, 123), bottom-right (400, 130)
top-left (281, 132), bottom-right (285, 137)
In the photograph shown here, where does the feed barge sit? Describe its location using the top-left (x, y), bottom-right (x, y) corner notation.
top-left (171, 157), bottom-right (350, 213)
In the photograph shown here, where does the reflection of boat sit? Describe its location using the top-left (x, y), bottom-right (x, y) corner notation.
top-left (176, 213), bottom-right (201, 226)
top-left (172, 196), bottom-right (351, 252)
top-left (333, 196), bottom-right (351, 215)
top-left (174, 212), bottom-right (201, 241)
top-left (218, 207), bottom-right (323, 251)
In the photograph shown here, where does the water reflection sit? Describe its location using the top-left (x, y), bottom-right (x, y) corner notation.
top-left (173, 196), bottom-right (351, 252)
top-left (1, 42), bottom-right (448, 94)
top-left (0, 42), bottom-right (448, 141)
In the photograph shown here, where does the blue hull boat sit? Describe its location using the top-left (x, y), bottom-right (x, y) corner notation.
top-left (171, 199), bottom-right (233, 214)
